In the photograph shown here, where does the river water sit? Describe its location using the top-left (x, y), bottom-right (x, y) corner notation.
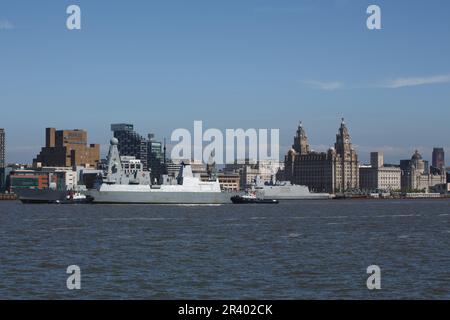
top-left (0, 199), bottom-right (449, 299)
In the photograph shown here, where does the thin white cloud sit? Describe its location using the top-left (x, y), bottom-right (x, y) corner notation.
top-left (0, 19), bottom-right (14, 30)
top-left (383, 75), bottom-right (450, 89)
top-left (302, 80), bottom-right (343, 91)
top-left (254, 6), bottom-right (312, 14)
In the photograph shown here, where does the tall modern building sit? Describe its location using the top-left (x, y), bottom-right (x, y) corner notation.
top-left (0, 128), bottom-right (5, 168)
top-left (111, 125), bottom-right (166, 180)
top-left (111, 124), bottom-right (149, 170)
top-left (284, 119), bottom-right (359, 193)
top-left (147, 134), bottom-right (166, 184)
top-left (370, 152), bottom-right (384, 168)
top-left (34, 128), bottom-right (100, 168)
top-left (432, 148), bottom-right (445, 170)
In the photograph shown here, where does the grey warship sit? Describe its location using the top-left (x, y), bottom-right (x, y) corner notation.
top-left (253, 177), bottom-right (331, 200)
top-left (87, 138), bottom-right (238, 204)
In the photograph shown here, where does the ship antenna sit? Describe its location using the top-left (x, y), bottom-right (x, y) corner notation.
top-left (163, 137), bottom-right (167, 165)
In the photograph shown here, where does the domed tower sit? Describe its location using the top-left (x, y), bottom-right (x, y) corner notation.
top-left (411, 149), bottom-right (422, 162)
top-left (293, 121), bottom-right (310, 155)
top-left (411, 150), bottom-right (425, 174)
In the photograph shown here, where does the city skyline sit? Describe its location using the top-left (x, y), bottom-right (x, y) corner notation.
top-left (1, 0), bottom-right (450, 163)
top-left (0, 120), bottom-right (448, 167)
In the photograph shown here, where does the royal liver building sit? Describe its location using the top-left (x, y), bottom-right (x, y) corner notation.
top-left (284, 119), bottom-right (359, 193)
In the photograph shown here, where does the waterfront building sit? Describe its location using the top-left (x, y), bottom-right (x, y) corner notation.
top-left (217, 173), bottom-right (240, 191)
top-left (0, 128), bottom-right (5, 169)
top-left (432, 148), bottom-right (445, 170)
top-left (190, 160), bottom-right (207, 176)
top-left (9, 167), bottom-right (77, 193)
top-left (359, 152), bottom-right (401, 192)
top-left (370, 152), bottom-right (384, 168)
top-left (242, 160), bottom-right (282, 188)
top-left (400, 150), bottom-right (446, 192)
top-left (224, 159), bottom-right (282, 189)
top-left (200, 172), bottom-right (240, 191)
top-left (284, 119), bottom-right (359, 193)
top-left (147, 134), bottom-right (166, 184)
top-left (34, 128), bottom-right (100, 168)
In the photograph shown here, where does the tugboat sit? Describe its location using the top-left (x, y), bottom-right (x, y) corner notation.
top-left (53, 191), bottom-right (93, 204)
top-left (231, 192), bottom-right (279, 204)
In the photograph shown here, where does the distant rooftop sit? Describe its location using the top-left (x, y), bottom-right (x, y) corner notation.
top-left (111, 124), bottom-right (134, 132)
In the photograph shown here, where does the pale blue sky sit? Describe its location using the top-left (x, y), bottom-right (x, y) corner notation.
top-left (1, 0), bottom-right (450, 164)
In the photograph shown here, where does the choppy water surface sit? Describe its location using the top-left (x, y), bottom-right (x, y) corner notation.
top-left (0, 200), bottom-right (449, 299)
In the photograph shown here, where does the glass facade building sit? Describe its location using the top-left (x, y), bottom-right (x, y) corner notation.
top-left (111, 125), bottom-right (166, 181)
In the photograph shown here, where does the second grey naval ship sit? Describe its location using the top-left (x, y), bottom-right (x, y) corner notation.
top-left (252, 177), bottom-right (331, 200)
top-left (87, 138), bottom-right (238, 204)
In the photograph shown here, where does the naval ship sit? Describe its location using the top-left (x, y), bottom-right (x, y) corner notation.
top-left (252, 177), bottom-right (331, 200)
top-left (87, 138), bottom-right (238, 204)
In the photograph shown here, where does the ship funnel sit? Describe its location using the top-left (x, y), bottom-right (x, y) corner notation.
top-left (177, 162), bottom-right (194, 184)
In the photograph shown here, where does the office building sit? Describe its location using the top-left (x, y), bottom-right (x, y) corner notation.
top-left (34, 128), bottom-right (100, 168)
top-left (200, 172), bottom-right (240, 191)
top-left (432, 148), bottom-right (445, 170)
top-left (370, 152), bottom-right (384, 168)
top-left (359, 152), bottom-right (401, 192)
top-left (111, 125), bottom-right (167, 180)
top-left (147, 134), bottom-right (166, 184)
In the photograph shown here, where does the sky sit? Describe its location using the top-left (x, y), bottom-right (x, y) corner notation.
top-left (1, 0), bottom-right (450, 164)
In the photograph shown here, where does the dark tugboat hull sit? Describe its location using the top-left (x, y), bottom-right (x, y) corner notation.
top-left (231, 196), bottom-right (279, 204)
top-left (16, 189), bottom-right (66, 204)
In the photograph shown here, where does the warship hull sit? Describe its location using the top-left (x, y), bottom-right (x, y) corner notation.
top-left (258, 185), bottom-right (330, 200)
top-left (88, 189), bottom-right (237, 204)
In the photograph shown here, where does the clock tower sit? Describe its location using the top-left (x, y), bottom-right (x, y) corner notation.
top-left (293, 121), bottom-right (310, 155)
top-left (334, 118), bottom-right (359, 192)
top-left (335, 118), bottom-right (352, 158)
